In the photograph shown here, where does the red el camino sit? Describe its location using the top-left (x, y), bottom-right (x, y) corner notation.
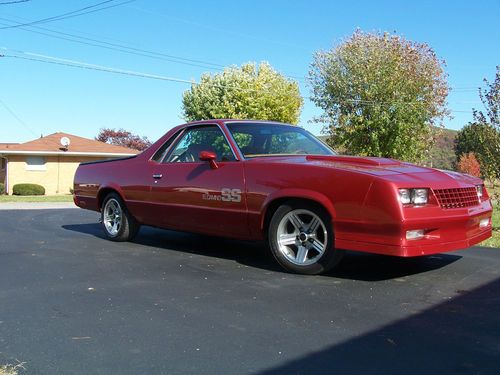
top-left (74, 120), bottom-right (493, 274)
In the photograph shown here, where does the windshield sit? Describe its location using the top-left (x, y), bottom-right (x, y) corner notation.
top-left (226, 122), bottom-right (335, 158)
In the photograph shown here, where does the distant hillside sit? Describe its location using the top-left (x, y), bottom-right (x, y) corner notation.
top-left (426, 127), bottom-right (458, 170)
top-left (316, 127), bottom-right (458, 169)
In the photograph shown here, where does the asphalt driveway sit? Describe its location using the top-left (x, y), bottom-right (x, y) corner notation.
top-left (0, 208), bottom-right (499, 374)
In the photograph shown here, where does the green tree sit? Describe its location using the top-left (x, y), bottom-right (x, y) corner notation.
top-left (309, 30), bottom-right (449, 162)
top-left (456, 123), bottom-right (500, 181)
top-left (456, 67), bottom-right (500, 182)
top-left (474, 66), bottom-right (500, 129)
top-left (182, 62), bottom-right (303, 124)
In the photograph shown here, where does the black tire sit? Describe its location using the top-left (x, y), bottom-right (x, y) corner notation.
top-left (101, 192), bottom-right (139, 241)
top-left (268, 201), bottom-right (344, 275)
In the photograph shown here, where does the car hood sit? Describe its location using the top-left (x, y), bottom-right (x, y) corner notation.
top-left (304, 155), bottom-right (428, 175)
top-left (248, 155), bottom-right (482, 187)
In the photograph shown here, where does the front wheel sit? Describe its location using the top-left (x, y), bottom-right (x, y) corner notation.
top-left (101, 193), bottom-right (139, 241)
top-left (268, 202), bottom-right (344, 275)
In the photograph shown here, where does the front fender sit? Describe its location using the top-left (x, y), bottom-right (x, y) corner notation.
top-left (260, 188), bottom-right (337, 231)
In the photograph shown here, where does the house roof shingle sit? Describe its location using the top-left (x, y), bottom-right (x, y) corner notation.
top-left (0, 132), bottom-right (139, 156)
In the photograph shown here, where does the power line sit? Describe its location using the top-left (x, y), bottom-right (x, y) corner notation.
top-left (2, 50), bottom-right (294, 95)
top-left (0, 49), bottom-right (362, 95)
top-left (0, 16), bottom-right (306, 78)
top-left (0, 48), bottom-right (478, 114)
top-left (1, 49), bottom-right (205, 84)
top-left (128, 4), bottom-right (312, 53)
top-left (0, 0), bottom-right (135, 30)
top-left (0, 0), bottom-right (30, 5)
top-left (0, 8), bottom-right (485, 88)
top-left (0, 19), bottom-right (227, 70)
top-left (1, 1), bottom-right (116, 29)
top-left (0, 97), bottom-right (37, 137)
top-left (0, 13), bottom-right (305, 80)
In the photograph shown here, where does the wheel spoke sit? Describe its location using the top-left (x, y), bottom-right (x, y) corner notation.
top-left (296, 245), bottom-right (309, 263)
top-left (307, 217), bottom-right (320, 233)
top-left (289, 213), bottom-right (304, 230)
top-left (310, 239), bottom-right (325, 254)
top-left (279, 233), bottom-right (297, 246)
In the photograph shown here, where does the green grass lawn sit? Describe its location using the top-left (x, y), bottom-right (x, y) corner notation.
top-left (481, 203), bottom-right (500, 248)
top-left (0, 195), bottom-right (74, 203)
top-left (480, 182), bottom-right (499, 248)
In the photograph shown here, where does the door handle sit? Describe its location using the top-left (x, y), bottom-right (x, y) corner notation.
top-left (152, 174), bottom-right (163, 179)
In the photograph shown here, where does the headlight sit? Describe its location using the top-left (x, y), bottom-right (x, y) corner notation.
top-left (412, 188), bottom-right (428, 205)
top-left (476, 185), bottom-right (483, 199)
top-left (399, 189), bottom-right (411, 204)
top-left (399, 188), bottom-right (428, 205)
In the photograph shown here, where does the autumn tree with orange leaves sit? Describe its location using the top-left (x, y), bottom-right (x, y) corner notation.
top-left (457, 152), bottom-right (481, 177)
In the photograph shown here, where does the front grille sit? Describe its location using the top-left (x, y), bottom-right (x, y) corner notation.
top-left (433, 187), bottom-right (479, 209)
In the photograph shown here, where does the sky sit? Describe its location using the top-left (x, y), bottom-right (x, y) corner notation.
top-left (0, 0), bottom-right (499, 143)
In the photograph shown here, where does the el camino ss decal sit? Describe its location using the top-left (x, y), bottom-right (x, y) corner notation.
top-left (203, 188), bottom-right (242, 202)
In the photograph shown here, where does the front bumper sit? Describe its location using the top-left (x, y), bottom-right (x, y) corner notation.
top-left (335, 201), bottom-right (493, 257)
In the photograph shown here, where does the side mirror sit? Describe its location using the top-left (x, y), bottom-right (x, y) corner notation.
top-left (198, 151), bottom-right (218, 169)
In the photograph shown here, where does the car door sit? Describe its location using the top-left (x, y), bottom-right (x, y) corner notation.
top-left (148, 124), bottom-right (249, 238)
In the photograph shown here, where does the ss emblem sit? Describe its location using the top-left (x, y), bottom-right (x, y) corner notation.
top-left (221, 188), bottom-right (242, 202)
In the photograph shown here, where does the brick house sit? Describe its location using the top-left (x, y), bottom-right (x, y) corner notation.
top-left (0, 132), bottom-right (139, 195)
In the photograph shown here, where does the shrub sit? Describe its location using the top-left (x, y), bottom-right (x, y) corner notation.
top-left (0, 182), bottom-right (5, 195)
top-left (12, 183), bottom-right (45, 196)
top-left (457, 152), bottom-right (481, 177)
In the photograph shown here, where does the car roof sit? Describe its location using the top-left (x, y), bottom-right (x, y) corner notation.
top-left (182, 119), bottom-right (293, 127)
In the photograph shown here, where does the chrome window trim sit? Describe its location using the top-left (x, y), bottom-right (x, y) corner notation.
top-left (149, 128), bottom-right (186, 163)
top-left (221, 123), bottom-right (244, 161)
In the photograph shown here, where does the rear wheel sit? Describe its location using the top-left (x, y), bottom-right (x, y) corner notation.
top-left (268, 202), bottom-right (344, 275)
top-left (101, 193), bottom-right (139, 241)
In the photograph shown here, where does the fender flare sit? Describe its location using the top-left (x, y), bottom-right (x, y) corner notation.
top-left (260, 188), bottom-right (337, 231)
top-left (97, 183), bottom-right (126, 209)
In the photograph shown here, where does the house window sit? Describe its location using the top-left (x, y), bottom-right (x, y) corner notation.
top-left (26, 156), bottom-right (46, 171)
top-left (0, 158), bottom-right (5, 170)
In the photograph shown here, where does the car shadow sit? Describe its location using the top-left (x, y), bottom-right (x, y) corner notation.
top-left (258, 276), bottom-right (500, 374)
top-left (329, 251), bottom-right (462, 281)
top-left (62, 223), bottom-right (461, 281)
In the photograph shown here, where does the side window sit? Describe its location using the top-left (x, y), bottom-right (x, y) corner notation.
top-left (151, 129), bottom-right (183, 162)
top-left (233, 133), bottom-right (254, 154)
top-left (165, 126), bottom-right (235, 163)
